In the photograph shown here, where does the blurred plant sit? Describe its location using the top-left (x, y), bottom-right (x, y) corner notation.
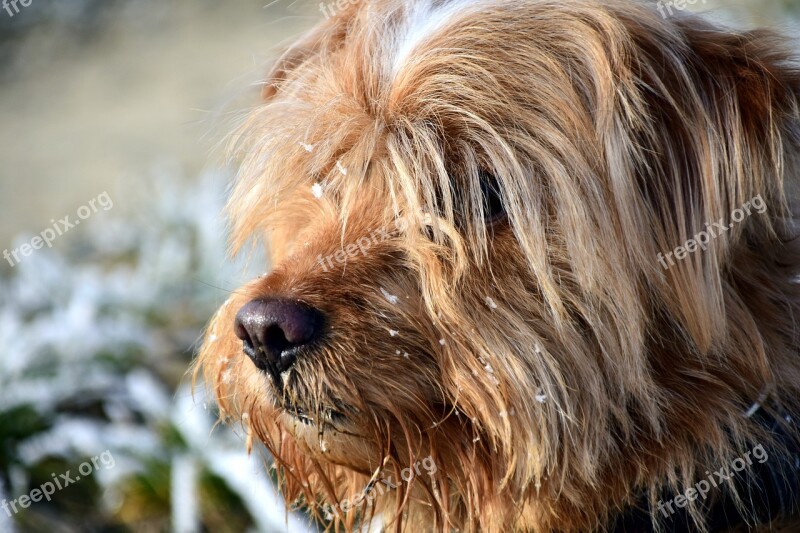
top-left (0, 168), bottom-right (312, 532)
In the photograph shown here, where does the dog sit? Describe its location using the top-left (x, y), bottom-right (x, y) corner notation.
top-left (196, 0), bottom-right (800, 530)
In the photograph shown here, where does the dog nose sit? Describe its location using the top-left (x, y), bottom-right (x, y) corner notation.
top-left (234, 299), bottom-right (324, 374)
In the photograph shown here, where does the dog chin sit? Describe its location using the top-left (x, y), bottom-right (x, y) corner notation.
top-left (277, 409), bottom-right (375, 472)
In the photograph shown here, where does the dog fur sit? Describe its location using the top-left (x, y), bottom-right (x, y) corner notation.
top-left (195, 0), bottom-right (800, 531)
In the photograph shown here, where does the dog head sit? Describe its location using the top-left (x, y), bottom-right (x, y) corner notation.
top-left (197, 1), bottom-right (800, 530)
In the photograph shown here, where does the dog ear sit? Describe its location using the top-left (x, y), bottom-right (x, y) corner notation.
top-left (622, 16), bottom-right (800, 352)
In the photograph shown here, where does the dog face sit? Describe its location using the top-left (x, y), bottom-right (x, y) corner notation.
top-left (197, 1), bottom-right (800, 530)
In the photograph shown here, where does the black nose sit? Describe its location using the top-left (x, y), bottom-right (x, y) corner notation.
top-left (234, 299), bottom-right (324, 375)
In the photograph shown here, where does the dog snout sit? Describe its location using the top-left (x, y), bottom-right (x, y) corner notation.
top-left (234, 298), bottom-right (324, 374)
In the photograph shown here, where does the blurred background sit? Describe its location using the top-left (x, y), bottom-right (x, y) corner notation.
top-left (0, 0), bottom-right (797, 532)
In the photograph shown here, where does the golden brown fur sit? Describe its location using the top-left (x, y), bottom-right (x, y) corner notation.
top-left (195, 0), bottom-right (800, 531)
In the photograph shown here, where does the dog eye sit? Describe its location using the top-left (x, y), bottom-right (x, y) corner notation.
top-left (479, 171), bottom-right (505, 223)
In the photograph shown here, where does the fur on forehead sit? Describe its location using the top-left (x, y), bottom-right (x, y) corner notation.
top-left (228, 0), bottom-right (797, 350)
top-left (231, 0), bottom-right (653, 304)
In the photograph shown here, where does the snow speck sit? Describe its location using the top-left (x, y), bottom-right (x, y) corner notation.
top-left (380, 288), bottom-right (399, 305)
top-left (336, 160), bottom-right (348, 176)
top-left (389, 329), bottom-right (399, 337)
top-left (299, 142), bottom-right (314, 153)
top-left (484, 297), bottom-right (498, 309)
top-left (535, 389), bottom-right (547, 403)
top-left (311, 182), bottom-right (325, 199)
top-left (439, 339), bottom-right (446, 346)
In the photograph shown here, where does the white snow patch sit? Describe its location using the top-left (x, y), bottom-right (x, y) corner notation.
top-left (381, 288), bottom-right (399, 305)
top-left (535, 389), bottom-right (547, 403)
top-left (391, 0), bottom-right (484, 77)
top-left (171, 455), bottom-right (200, 533)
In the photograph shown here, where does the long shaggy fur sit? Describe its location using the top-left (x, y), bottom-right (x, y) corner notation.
top-left (195, 0), bottom-right (800, 531)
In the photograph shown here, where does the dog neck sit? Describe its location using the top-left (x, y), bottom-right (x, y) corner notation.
top-left (611, 396), bottom-right (800, 532)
